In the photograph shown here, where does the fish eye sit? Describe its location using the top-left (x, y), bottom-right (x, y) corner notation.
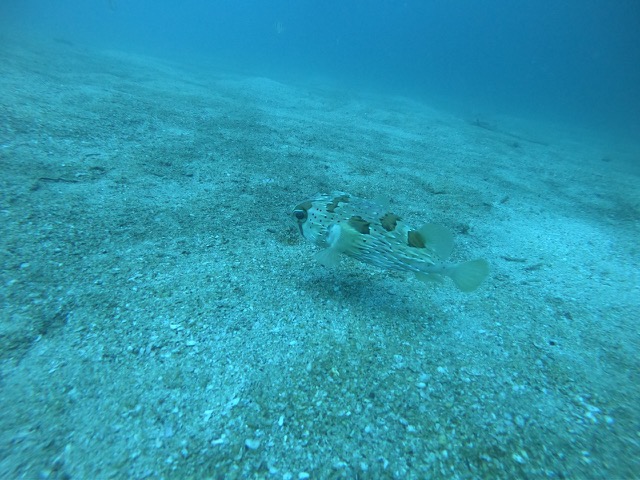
top-left (293, 209), bottom-right (307, 221)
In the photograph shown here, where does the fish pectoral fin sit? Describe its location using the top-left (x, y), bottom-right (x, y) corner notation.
top-left (313, 223), bottom-right (361, 267)
top-left (314, 247), bottom-right (342, 267)
top-left (417, 224), bottom-right (454, 259)
top-left (415, 272), bottom-right (445, 285)
top-left (448, 259), bottom-right (489, 292)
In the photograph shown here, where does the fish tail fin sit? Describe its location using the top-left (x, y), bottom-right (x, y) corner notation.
top-left (448, 259), bottom-right (489, 292)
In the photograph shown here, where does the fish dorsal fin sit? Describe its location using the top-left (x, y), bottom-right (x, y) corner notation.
top-left (416, 224), bottom-right (454, 259)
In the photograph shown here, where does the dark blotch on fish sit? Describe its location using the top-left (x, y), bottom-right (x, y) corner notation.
top-left (407, 230), bottom-right (426, 248)
top-left (348, 216), bottom-right (370, 234)
top-left (380, 212), bottom-right (401, 232)
top-left (326, 194), bottom-right (350, 213)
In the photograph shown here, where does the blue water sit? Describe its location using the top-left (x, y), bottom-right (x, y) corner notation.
top-left (2, 2), bottom-right (640, 478)
top-left (2, 0), bottom-right (639, 139)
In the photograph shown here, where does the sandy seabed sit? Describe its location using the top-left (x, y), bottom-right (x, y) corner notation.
top-left (1, 37), bottom-right (639, 479)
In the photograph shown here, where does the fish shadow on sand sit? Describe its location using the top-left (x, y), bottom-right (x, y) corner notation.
top-left (297, 267), bottom-right (449, 328)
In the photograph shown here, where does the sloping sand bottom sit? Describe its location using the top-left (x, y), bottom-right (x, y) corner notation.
top-left (1, 38), bottom-right (639, 478)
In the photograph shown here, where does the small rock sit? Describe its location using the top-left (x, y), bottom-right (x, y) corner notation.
top-left (245, 438), bottom-right (261, 450)
top-left (512, 452), bottom-right (527, 464)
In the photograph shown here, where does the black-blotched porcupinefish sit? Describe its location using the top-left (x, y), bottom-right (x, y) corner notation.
top-left (292, 192), bottom-right (489, 292)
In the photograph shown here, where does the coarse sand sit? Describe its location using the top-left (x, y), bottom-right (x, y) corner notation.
top-left (1, 37), bottom-right (639, 479)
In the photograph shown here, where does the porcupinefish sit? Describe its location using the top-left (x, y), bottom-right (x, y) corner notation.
top-left (292, 192), bottom-right (489, 292)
